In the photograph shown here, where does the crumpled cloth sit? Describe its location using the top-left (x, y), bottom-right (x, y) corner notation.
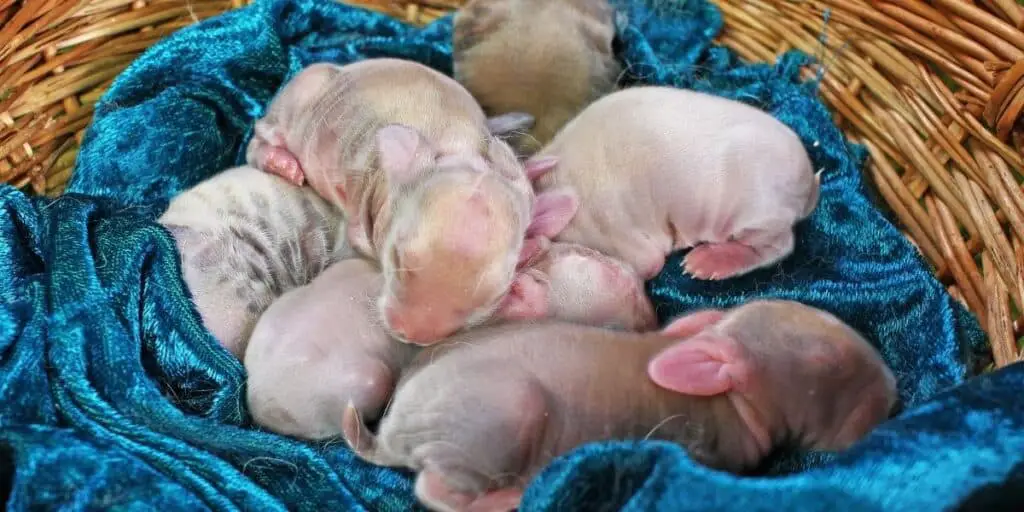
top-left (2, 0), bottom-right (1021, 510)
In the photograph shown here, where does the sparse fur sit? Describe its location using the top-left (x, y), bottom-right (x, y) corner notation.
top-left (245, 257), bottom-right (419, 440)
top-left (453, 0), bottom-right (622, 155)
top-left (527, 242), bottom-right (656, 331)
top-left (245, 58), bottom-right (562, 345)
top-left (158, 166), bottom-right (349, 358)
top-left (531, 86), bottom-right (821, 281)
top-left (246, 59), bottom-right (496, 212)
top-left (342, 300), bottom-right (897, 512)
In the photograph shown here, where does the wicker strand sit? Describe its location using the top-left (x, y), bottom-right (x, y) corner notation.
top-left (1, 0), bottom-right (1021, 365)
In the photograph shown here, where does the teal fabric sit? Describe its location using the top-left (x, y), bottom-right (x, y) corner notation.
top-left (2, 0), bottom-right (1021, 510)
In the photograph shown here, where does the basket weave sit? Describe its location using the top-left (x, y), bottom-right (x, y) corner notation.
top-left (2, 0), bottom-right (1022, 369)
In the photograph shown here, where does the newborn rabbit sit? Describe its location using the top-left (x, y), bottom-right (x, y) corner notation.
top-left (342, 300), bottom-right (897, 512)
top-left (158, 165), bottom-right (349, 358)
top-left (245, 257), bottom-right (417, 439)
top-left (453, 0), bottom-right (621, 155)
top-left (245, 245), bottom-right (654, 440)
top-left (246, 57), bottom-right (577, 345)
top-left (527, 85), bottom-right (820, 281)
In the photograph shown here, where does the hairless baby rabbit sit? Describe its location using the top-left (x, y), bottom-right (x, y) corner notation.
top-left (158, 165), bottom-right (349, 358)
top-left (453, 0), bottom-right (621, 155)
top-left (342, 300), bottom-right (896, 512)
top-left (245, 246), bottom-right (653, 440)
top-left (527, 85), bottom-right (821, 282)
top-left (245, 257), bottom-right (418, 439)
top-left (246, 58), bottom-right (578, 346)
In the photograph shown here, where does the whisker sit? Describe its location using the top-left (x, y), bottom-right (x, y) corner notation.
top-left (644, 414), bottom-right (687, 441)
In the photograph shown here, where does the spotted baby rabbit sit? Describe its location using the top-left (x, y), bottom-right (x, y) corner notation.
top-left (158, 165), bottom-right (349, 358)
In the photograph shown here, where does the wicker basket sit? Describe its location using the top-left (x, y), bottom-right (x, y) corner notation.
top-left (2, 0), bottom-right (1022, 369)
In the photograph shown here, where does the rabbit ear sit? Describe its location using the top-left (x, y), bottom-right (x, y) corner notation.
top-left (376, 124), bottom-right (436, 186)
top-left (647, 332), bottom-right (750, 397)
top-left (524, 156), bottom-right (559, 180)
top-left (527, 187), bottom-right (579, 239)
top-left (415, 466), bottom-right (525, 512)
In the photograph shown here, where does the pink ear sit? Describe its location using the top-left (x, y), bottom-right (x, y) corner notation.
top-left (376, 124), bottom-right (431, 186)
top-left (495, 270), bottom-right (549, 321)
top-left (525, 156), bottom-right (558, 181)
top-left (527, 188), bottom-right (579, 239)
top-left (647, 334), bottom-right (749, 396)
top-left (660, 310), bottom-right (726, 339)
top-left (516, 236), bottom-right (550, 269)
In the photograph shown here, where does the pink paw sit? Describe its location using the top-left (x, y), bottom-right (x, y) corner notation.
top-left (681, 241), bottom-right (761, 280)
top-left (262, 147), bottom-right (305, 186)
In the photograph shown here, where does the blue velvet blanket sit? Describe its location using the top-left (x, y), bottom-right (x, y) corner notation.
top-left (3, 0), bottom-right (1023, 510)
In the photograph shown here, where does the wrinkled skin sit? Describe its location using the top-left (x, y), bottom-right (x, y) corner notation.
top-left (342, 300), bottom-right (897, 512)
top-left (528, 86), bottom-right (821, 282)
top-left (453, 0), bottom-right (621, 156)
top-left (244, 257), bottom-right (418, 440)
top-left (245, 58), bottom-right (578, 345)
